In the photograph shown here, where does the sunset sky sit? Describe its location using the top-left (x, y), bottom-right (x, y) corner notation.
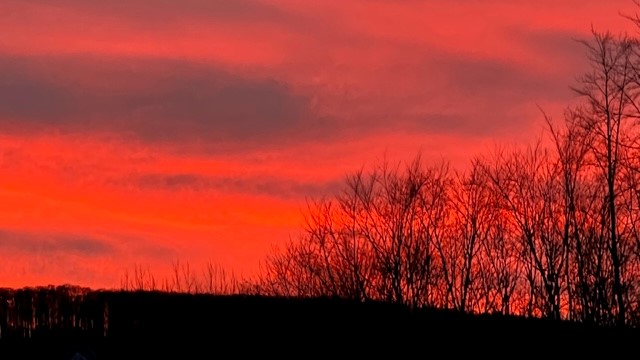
top-left (0, 0), bottom-right (637, 288)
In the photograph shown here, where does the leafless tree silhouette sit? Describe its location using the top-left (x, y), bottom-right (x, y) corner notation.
top-left (259, 27), bottom-right (640, 327)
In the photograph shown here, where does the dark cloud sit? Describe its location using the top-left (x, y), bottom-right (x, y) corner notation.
top-left (6, 0), bottom-right (287, 27)
top-left (0, 59), bottom-right (72, 122)
top-left (364, 42), bottom-right (581, 137)
top-left (511, 27), bottom-right (590, 64)
top-left (0, 230), bottom-right (114, 256)
top-left (0, 55), bottom-right (324, 145)
top-left (324, 57), bottom-right (573, 139)
top-left (437, 55), bottom-right (573, 105)
top-left (0, 27), bottom-right (582, 149)
top-left (134, 173), bottom-right (343, 199)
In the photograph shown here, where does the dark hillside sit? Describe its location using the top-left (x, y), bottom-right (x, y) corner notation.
top-left (0, 287), bottom-right (636, 358)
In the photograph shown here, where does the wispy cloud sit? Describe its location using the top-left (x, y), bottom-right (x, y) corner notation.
top-left (0, 230), bottom-right (114, 256)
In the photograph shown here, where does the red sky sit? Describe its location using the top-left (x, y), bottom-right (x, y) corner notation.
top-left (0, 0), bottom-right (637, 289)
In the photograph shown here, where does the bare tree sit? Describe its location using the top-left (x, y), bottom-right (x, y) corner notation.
top-left (260, 156), bottom-right (449, 308)
top-left (437, 160), bottom-right (491, 312)
top-left (572, 30), bottom-right (640, 325)
top-left (543, 107), bottom-right (627, 324)
top-left (484, 142), bottom-right (568, 319)
top-left (366, 158), bottom-right (449, 307)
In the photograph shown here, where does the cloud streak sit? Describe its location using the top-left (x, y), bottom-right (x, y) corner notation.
top-left (133, 172), bottom-right (343, 199)
top-left (0, 47), bottom-right (574, 147)
top-left (0, 230), bottom-right (114, 257)
top-left (0, 56), bottom-right (314, 144)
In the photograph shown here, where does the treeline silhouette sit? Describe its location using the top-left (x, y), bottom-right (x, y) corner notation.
top-left (0, 285), bottom-right (102, 339)
top-left (257, 29), bottom-right (640, 328)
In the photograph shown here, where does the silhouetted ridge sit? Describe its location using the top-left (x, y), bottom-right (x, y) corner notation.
top-left (0, 287), bottom-right (637, 358)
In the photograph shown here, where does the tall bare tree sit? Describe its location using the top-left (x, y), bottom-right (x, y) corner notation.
top-left (484, 143), bottom-right (567, 319)
top-left (572, 31), bottom-right (639, 325)
top-left (437, 160), bottom-right (492, 312)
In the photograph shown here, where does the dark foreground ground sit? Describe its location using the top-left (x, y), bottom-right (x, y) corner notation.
top-left (0, 290), bottom-right (637, 359)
